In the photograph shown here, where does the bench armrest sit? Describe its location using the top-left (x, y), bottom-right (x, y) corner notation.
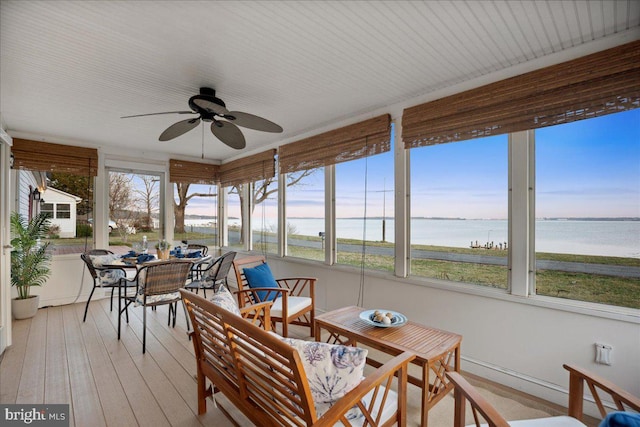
top-left (564, 363), bottom-right (640, 420)
top-left (446, 371), bottom-right (510, 427)
top-left (313, 351), bottom-right (416, 427)
top-left (238, 300), bottom-right (272, 330)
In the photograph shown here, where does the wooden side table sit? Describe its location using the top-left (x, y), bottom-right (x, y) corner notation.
top-left (315, 305), bottom-right (462, 427)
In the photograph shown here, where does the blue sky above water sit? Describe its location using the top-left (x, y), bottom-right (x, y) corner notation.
top-left (189, 109), bottom-right (639, 219)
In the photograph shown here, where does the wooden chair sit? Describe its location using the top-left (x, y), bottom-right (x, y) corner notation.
top-left (118, 259), bottom-right (193, 353)
top-left (232, 255), bottom-right (316, 337)
top-left (185, 251), bottom-right (236, 298)
top-left (446, 364), bottom-right (640, 427)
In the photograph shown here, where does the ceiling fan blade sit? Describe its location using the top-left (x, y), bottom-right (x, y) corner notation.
top-left (211, 121), bottom-right (246, 150)
top-left (226, 111), bottom-right (283, 133)
top-left (159, 118), bottom-right (201, 141)
top-left (192, 99), bottom-right (229, 115)
top-left (121, 111), bottom-right (195, 118)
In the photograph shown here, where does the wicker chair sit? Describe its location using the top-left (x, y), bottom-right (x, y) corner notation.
top-left (118, 259), bottom-right (193, 353)
top-left (185, 251), bottom-right (236, 298)
top-left (232, 255), bottom-right (316, 337)
top-left (446, 365), bottom-right (640, 427)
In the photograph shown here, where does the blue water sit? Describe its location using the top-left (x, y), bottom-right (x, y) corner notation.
top-left (275, 218), bottom-right (640, 258)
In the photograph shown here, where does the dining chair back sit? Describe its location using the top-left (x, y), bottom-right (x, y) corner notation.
top-left (186, 244), bottom-right (208, 257)
top-left (80, 249), bottom-right (134, 322)
top-left (185, 251), bottom-right (236, 298)
top-left (120, 259), bottom-right (193, 353)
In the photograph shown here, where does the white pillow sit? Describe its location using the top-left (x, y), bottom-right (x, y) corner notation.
top-left (280, 337), bottom-right (367, 404)
top-left (209, 286), bottom-right (241, 316)
top-left (89, 254), bottom-right (125, 286)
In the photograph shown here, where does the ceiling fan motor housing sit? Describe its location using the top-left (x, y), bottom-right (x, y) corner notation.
top-left (189, 87), bottom-right (226, 115)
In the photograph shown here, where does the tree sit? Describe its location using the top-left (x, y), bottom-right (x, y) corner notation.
top-left (231, 168), bottom-right (317, 243)
top-left (173, 183), bottom-right (217, 234)
top-left (109, 172), bottom-right (135, 241)
top-left (134, 176), bottom-right (159, 231)
top-left (48, 172), bottom-right (93, 216)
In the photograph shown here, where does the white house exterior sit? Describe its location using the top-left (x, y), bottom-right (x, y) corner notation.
top-left (41, 187), bottom-right (82, 238)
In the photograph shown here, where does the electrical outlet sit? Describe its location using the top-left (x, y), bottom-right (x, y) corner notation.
top-left (595, 343), bottom-right (612, 365)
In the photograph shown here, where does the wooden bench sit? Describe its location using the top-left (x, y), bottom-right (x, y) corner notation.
top-left (446, 364), bottom-right (640, 426)
top-left (180, 290), bottom-right (416, 427)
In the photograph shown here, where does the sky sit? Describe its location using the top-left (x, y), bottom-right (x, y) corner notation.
top-left (186, 109), bottom-right (640, 220)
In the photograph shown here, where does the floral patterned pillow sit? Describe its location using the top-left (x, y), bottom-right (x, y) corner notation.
top-left (280, 337), bottom-right (367, 404)
top-left (209, 286), bottom-right (241, 316)
top-left (89, 254), bottom-right (125, 286)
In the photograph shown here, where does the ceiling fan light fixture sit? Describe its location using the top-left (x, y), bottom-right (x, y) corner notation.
top-left (123, 87), bottom-right (281, 148)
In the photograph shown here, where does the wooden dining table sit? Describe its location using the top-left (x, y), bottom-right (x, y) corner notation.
top-left (314, 305), bottom-right (462, 427)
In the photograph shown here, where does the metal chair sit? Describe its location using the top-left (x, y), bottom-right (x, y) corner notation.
top-left (186, 244), bottom-right (208, 257)
top-left (185, 251), bottom-right (236, 298)
top-left (118, 259), bottom-right (193, 353)
top-left (80, 249), bottom-right (136, 322)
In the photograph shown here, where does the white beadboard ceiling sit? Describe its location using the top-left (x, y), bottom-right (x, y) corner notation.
top-left (1, 0), bottom-right (639, 163)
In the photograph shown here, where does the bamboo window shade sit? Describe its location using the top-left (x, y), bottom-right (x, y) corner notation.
top-left (11, 138), bottom-right (98, 176)
top-left (278, 114), bottom-right (391, 174)
top-left (169, 159), bottom-right (219, 184)
top-left (219, 149), bottom-right (276, 187)
top-left (402, 40), bottom-right (640, 149)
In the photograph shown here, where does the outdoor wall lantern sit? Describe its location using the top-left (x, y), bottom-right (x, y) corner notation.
top-left (32, 188), bottom-right (41, 201)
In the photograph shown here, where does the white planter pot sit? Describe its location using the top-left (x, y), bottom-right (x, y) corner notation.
top-left (12, 295), bottom-right (40, 320)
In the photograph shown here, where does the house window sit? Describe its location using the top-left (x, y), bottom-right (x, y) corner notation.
top-left (107, 169), bottom-right (163, 250)
top-left (251, 178), bottom-right (278, 254)
top-left (41, 203), bottom-right (54, 219)
top-left (56, 203), bottom-right (71, 219)
top-left (226, 184), bottom-right (244, 249)
top-left (285, 167), bottom-right (324, 260)
top-left (335, 149), bottom-right (394, 272)
top-left (534, 109), bottom-right (640, 309)
top-left (173, 183), bottom-right (218, 247)
top-left (410, 134), bottom-right (509, 288)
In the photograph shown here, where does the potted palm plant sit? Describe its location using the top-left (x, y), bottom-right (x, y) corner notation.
top-left (10, 212), bottom-right (52, 319)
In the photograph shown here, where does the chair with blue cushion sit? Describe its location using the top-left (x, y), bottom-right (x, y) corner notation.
top-left (232, 255), bottom-right (316, 337)
top-left (445, 364), bottom-right (640, 427)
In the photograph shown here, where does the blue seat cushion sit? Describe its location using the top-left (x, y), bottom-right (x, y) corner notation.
top-left (599, 412), bottom-right (640, 427)
top-left (244, 263), bottom-right (279, 302)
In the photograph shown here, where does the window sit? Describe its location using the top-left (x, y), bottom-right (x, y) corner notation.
top-left (335, 149), bottom-right (394, 272)
top-left (410, 134), bottom-right (509, 288)
top-left (285, 168), bottom-right (324, 260)
top-left (108, 169), bottom-right (163, 251)
top-left (41, 203), bottom-right (54, 219)
top-left (56, 203), bottom-right (71, 219)
top-left (251, 178), bottom-right (278, 254)
top-left (226, 184), bottom-right (244, 249)
top-left (535, 109), bottom-right (640, 309)
top-left (174, 183), bottom-right (218, 247)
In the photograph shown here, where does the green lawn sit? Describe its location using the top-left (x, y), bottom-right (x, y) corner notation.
top-left (47, 232), bottom-right (639, 309)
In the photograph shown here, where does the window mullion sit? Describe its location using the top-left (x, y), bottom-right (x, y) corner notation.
top-left (509, 130), bottom-right (534, 296)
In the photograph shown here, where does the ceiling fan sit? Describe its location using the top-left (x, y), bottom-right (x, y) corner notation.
top-left (121, 87), bottom-right (283, 150)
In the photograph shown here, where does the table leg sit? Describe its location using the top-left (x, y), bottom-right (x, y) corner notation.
top-left (421, 362), bottom-right (429, 427)
top-left (117, 280), bottom-right (122, 339)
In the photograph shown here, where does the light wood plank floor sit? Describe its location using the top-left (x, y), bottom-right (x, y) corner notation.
top-left (1, 297), bottom-right (593, 427)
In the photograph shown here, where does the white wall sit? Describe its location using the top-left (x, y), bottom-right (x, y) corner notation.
top-left (259, 255), bottom-right (640, 418)
top-left (42, 189), bottom-right (78, 238)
